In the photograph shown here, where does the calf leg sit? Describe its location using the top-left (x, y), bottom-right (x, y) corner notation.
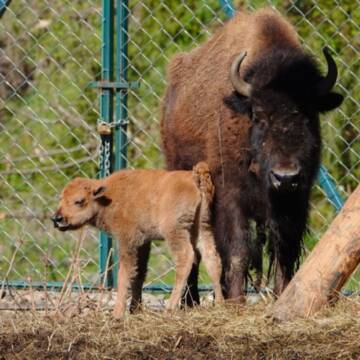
top-left (129, 242), bottom-right (151, 313)
top-left (196, 226), bottom-right (224, 303)
top-left (113, 246), bottom-right (137, 318)
top-left (225, 232), bottom-right (250, 302)
top-left (165, 157), bottom-right (202, 308)
top-left (165, 228), bottom-right (195, 310)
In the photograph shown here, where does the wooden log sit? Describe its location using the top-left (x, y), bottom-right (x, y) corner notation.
top-left (271, 185), bottom-right (360, 321)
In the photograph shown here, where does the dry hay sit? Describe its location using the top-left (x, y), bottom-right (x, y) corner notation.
top-left (1, 292), bottom-right (360, 360)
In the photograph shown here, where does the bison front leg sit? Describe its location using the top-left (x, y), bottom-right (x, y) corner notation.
top-left (224, 224), bottom-right (251, 302)
top-left (214, 191), bottom-right (250, 303)
top-left (270, 211), bottom-right (306, 297)
top-left (252, 222), bottom-right (266, 292)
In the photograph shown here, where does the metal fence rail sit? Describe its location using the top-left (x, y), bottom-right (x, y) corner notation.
top-left (0, 0), bottom-right (359, 291)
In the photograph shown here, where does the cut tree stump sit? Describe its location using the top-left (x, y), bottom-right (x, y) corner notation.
top-left (271, 184), bottom-right (360, 321)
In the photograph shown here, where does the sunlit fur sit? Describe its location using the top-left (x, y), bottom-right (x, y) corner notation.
top-left (160, 8), bottom-right (343, 302)
top-left (53, 163), bottom-right (224, 317)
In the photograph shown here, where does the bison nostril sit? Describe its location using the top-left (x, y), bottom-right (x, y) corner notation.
top-left (271, 171), bottom-right (283, 183)
top-left (271, 170), bottom-right (299, 181)
top-left (270, 166), bottom-right (301, 190)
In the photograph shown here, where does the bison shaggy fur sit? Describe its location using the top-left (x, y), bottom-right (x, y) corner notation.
top-left (160, 8), bottom-right (343, 303)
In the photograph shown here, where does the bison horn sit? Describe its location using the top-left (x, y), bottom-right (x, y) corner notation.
top-left (230, 51), bottom-right (252, 97)
top-left (317, 47), bottom-right (338, 95)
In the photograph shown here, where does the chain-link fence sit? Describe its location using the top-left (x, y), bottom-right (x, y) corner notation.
top-left (0, 1), bottom-right (359, 291)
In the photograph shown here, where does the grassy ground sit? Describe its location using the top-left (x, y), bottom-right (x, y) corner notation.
top-left (1, 294), bottom-right (360, 359)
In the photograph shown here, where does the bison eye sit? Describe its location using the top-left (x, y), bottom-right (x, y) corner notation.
top-left (74, 198), bottom-right (85, 207)
top-left (252, 113), bottom-right (260, 123)
top-left (259, 119), bottom-right (267, 128)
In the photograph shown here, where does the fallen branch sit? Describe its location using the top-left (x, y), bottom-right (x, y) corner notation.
top-left (271, 185), bottom-right (360, 321)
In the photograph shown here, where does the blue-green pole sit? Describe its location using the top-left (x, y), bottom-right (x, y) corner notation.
top-left (219, 0), bottom-right (344, 211)
top-left (219, 0), bottom-right (235, 17)
top-left (99, 0), bottom-right (115, 288)
top-left (115, 0), bottom-right (128, 171)
top-left (0, 0), bottom-right (11, 19)
top-left (1, 280), bottom-right (213, 294)
top-left (110, 0), bottom-right (129, 287)
top-left (318, 165), bottom-right (344, 211)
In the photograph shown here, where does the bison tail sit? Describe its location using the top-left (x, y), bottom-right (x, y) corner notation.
top-left (192, 161), bottom-right (214, 205)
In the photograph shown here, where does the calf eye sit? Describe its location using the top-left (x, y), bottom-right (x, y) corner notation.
top-left (74, 198), bottom-right (85, 207)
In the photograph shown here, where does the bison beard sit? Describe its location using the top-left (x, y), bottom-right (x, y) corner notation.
top-left (160, 8), bottom-right (343, 303)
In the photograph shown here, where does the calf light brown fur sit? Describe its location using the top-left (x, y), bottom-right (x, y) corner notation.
top-left (52, 162), bottom-right (223, 317)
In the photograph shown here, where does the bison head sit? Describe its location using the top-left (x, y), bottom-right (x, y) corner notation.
top-left (227, 48), bottom-right (343, 192)
top-left (51, 178), bottom-right (109, 231)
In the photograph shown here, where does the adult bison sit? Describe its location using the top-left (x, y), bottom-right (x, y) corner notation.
top-left (160, 8), bottom-right (343, 303)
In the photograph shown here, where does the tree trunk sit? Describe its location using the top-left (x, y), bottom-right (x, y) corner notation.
top-left (271, 185), bottom-right (360, 321)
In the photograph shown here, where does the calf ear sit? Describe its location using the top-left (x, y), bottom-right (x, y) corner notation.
top-left (92, 185), bottom-right (111, 206)
top-left (316, 92), bottom-right (343, 113)
top-left (93, 185), bottom-right (106, 199)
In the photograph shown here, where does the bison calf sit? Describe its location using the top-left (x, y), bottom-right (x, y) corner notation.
top-left (51, 162), bottom-right (223, 317)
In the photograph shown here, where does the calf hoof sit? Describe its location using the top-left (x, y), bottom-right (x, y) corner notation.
top-left (113, 307), bottom-right (126, 319)
top-left (215, 294), bottom-right (225, 305)
top-left (165, 300), bottom-right (179, 312)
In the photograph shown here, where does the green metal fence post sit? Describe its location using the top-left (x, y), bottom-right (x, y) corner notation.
top-left (108, 0), bottom-right (130, 286)
top-left (115, 0), bottom-right (129, 171)
top-left (99, 0), bottom-right (115, 288)
top-left (0, 0), bottom-right (11, 19)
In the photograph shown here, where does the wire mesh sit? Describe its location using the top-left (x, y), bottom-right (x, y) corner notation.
top-left (0, 1), bottom-right (359, 290)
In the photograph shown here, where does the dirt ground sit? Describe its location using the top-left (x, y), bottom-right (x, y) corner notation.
top-left (1, 290), bottom-right (360, 359)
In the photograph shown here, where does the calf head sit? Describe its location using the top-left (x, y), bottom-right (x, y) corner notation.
top-left (226, 48), bottom-right (343, 192)
top-left (51, 177), bottom-right (108, 231)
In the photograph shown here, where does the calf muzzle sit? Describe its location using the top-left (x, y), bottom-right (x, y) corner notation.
top-left (51, 213), bottom-right (69, 231)
top-left (51, 214), bottom-right (63, 224)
